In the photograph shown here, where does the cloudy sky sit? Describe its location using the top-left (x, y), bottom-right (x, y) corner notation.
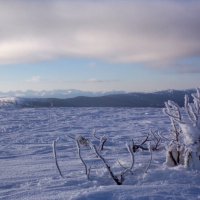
top-left (0, 0), bottom-right (200, 92)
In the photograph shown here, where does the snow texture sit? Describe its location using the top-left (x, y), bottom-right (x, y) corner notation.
top-left (0, 107), bottom-right (200, 199)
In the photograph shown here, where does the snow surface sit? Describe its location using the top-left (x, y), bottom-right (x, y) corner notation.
top-left (0, 107), bottom-right (200, 200)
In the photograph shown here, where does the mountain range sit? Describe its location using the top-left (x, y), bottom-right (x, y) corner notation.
top-left (0, 89), bottom-right (195, 108)
top-left (0, 89), bottom-right (126, 99)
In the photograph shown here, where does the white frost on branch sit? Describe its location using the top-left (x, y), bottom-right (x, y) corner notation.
top-left (179, 123), bottom-right (200, 146)
top-left (52, 137), bottom-right (64, 178)
top-left (164, 88), bottom-right (200, 170)
top-left (52, 132), bottom-right (152, 185)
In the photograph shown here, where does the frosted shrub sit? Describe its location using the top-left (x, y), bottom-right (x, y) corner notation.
top-left (53, 131), bottom-right (153, 185)
top-left (164, 88), bottom-right (200, 170)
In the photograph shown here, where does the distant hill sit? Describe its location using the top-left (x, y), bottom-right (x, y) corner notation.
top-left (1, 89), bottom-right (194, 108)
top-left (0, 89), bottom-right (126, 99)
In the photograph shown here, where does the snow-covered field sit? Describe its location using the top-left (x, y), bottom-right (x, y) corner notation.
top-left (0, 107), bottom-right (200, 200)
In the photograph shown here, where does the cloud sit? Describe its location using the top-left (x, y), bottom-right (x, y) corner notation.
top-left (26, 76), bottom-right (41, 83)
top-left (87, 78), bottom-right (105, 83)
top-left (0, 0), bottom-right (200, 67)
top-left (174, 65), bottom-right (200, 74)
top-left (87, 78), bottom-right (119, 83)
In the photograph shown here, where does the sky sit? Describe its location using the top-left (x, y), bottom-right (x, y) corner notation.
top-left (0, 0), bottom-right (200, 92)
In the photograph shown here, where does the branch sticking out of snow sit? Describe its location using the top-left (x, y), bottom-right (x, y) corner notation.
top-left (92, 144), bottom-right (124, 185)
top-left (92, 129), bottom-right (107, 151)
top-left (52, 138), bottom-right (64, 179)
top-left (164, 100), bottom-right (182, 122)
top-left (144, 142), bottom-right (153, 174)
top-left (75, 139), bottom-right (91, 180)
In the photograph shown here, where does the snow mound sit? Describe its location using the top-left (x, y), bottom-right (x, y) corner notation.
top-left (0, 97), bottom-right (19, 108)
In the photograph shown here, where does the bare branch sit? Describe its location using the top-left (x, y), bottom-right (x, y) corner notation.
top-left (168, 151), bottom-right (178, 166)
top-left (132, 133), bottom-right (150, 152)
top-left (157, 132), bottom-right (171, 142)
top-left (163, 108), bottom-right (181, 122)
top-left (98, 135), bottom-right (107, 151)
top-left (140, 132), bottom-right (150, 146)
top-left (163, 100), bottom-right (184, 142)
top-left (92, 128), bottom-right (100, 140)
top-left (192, 88), bottom-right (200, 105)
top-left (185, 95), bottom-right (198, 125)
top-left (52, 138), bottom-right (64, 178)
top-left (117, 159), bottom-right (127, 170)
top-left (75, 139), bottom-right (90, 180)
top-left (133, 144), bottom-right (148, 152)
top-left (92, 144), bottom-right (123, 185)
top-left (190, 104), bottom-right (198, 122)
top-left (92, 129), bottom-right (107, 151)
top-left (67, 134), bottom-right (91, 179)
top-left (192, 93), bottom-right (200, 115)
top-left (150, 130), bottom-right (162, 151)
top-left (67, 134), bottom-right (76, 140)
top-left (144, 142), bottom-right (152, 174)
top-left (76, 135), bottom-right (90, 147)
top-left (121, 141), bottom-right (135, 177)
top-left (170, 119), bottom-right (181, 142)
top-left (164, 100), bottom-right (182, 122)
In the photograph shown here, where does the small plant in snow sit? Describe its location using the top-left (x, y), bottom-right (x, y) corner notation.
top-left (131, 130), bottom-right (162, 152)
top-left (52, 131), bottom-right (152, 185)
top-left (164, 88), bottom-right (200, 169)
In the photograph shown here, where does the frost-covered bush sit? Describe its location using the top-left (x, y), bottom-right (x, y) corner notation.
top-left (53, 131), bottom-right (153, 185)
top-left (164, 88), bottom-right (200, 170)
